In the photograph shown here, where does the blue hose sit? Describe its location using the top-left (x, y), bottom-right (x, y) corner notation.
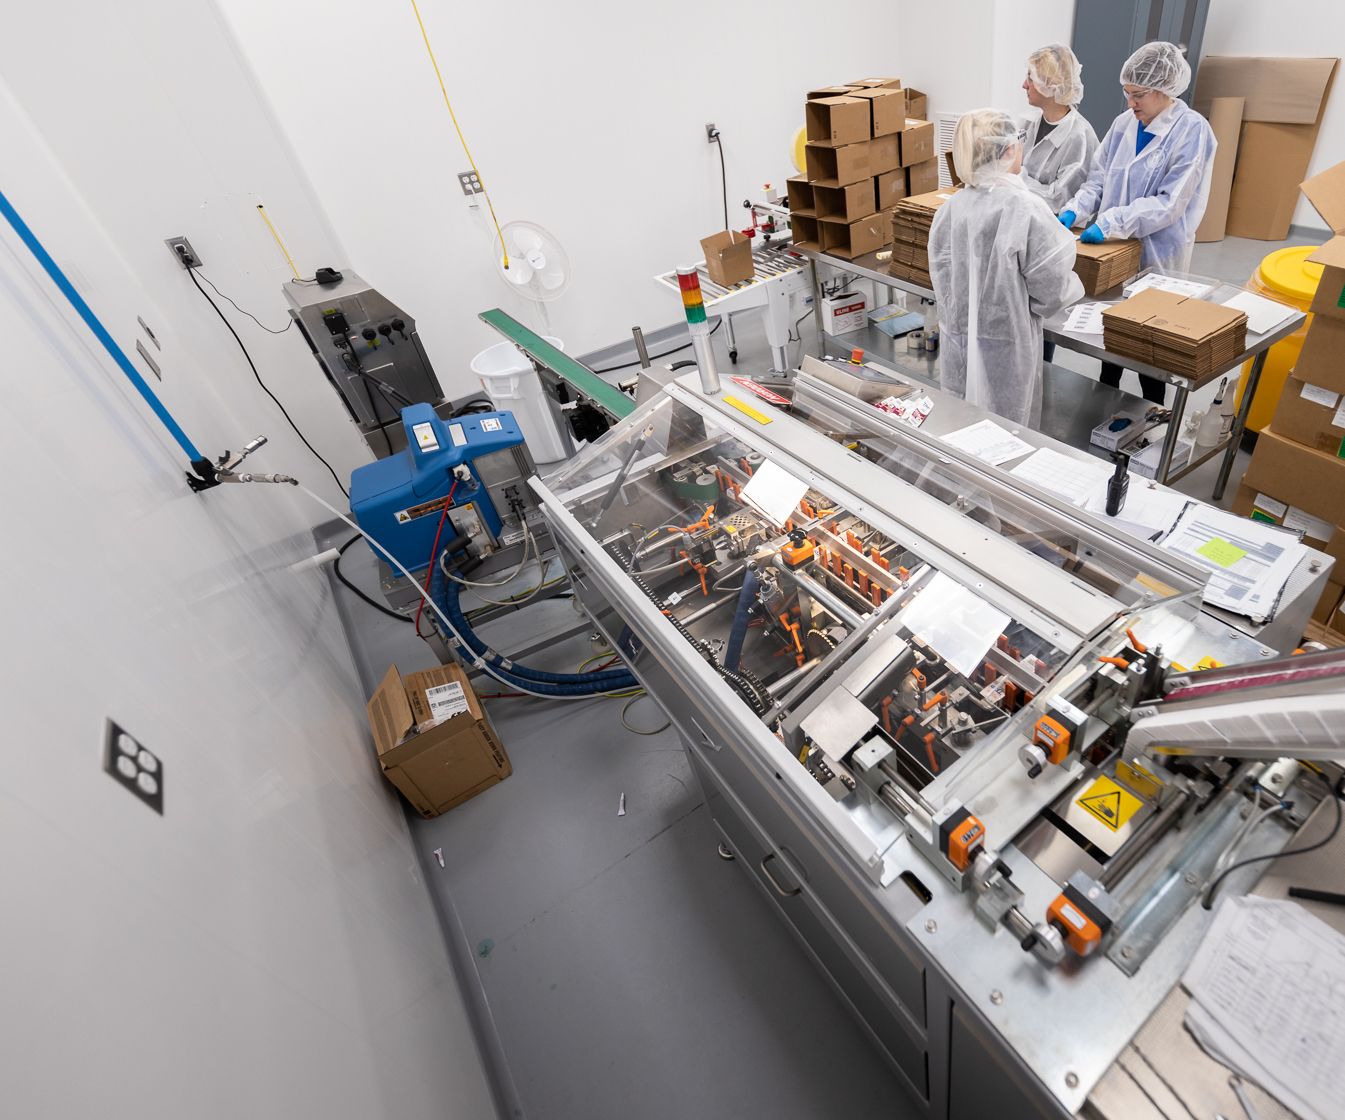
top-left (723, 567), bottom-right (759, 673)
top-left (430, 560), bottom-right (640, 693)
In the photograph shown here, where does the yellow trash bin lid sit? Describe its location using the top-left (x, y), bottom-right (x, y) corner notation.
top-left (1257, 244), bottom-right (1324, 305)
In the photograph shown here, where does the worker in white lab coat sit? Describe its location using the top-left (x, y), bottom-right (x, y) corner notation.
top-left (1060, 41), bottom-right (1217, 403)
top-left (929, 110), bottom-right (1084, 428)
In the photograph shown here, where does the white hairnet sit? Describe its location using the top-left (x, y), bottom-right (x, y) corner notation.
top-left (952, 110), bottom-right (1022, 188)
top-left (1121, 41), bottom-right (1191, 97)
top-left (1027, 44), bottom-right (1084, 105)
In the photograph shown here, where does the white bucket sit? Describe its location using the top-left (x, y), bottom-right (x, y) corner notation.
top-left (470, 336), bottom-right (570, 464)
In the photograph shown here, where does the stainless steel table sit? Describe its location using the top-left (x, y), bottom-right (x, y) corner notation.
top-left (800, 246), bottom-right (1306, 501)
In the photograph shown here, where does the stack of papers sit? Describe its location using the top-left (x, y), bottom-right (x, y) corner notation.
top-left (1221, 290), bottom-right (1299, 335)
top-left (940, 419), bottom-right (1034, 466)
top-left (1009, 446), bottom-right (1113, 507)
top-left (1160, 503), bottom-right (1306, 620)
top-left (1082, 479), bottom-right (1190, 541)
top-left (1062, 301), bottom-right (1109, 335)
top-left (1122, 272), bottom-right (1214, 300)
top-left (1185, 897), bottom-right (1345, 1120)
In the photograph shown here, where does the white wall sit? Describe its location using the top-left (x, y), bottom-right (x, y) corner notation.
top-left (0, 3), bottom-right (494, 1117)
top-left (1202, 0), bottom-right (1344, 231)
top-left (990, 1), bottom-right (1076, 114)
top-left (216, 0), bottom-right (906, 397)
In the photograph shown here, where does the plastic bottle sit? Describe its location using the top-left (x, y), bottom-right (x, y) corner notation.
top-left (1196, 378), bottom-right (1228, 446)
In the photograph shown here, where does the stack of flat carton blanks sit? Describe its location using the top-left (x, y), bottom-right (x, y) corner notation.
top-left (888, 188), bottom-right (959, 286)
top-left (1072, 237), bottom-right (1142, 296)
top-left (1101, 288), bottom-right (1247, 379)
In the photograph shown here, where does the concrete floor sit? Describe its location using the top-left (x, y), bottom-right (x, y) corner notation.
top-left (335, 231), bottom-right (1322, 1120)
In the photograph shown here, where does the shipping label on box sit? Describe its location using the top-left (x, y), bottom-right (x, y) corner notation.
top-left (1242, 426), bottom-right (1345, 527)
top-left (1271, 375), bottom-right (1345, 456)
top-left (823, 291), bottom-right (867, 334)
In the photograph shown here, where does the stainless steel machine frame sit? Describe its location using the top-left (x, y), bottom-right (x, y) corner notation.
top-left (530, 372), bottom-right (1320, 1117)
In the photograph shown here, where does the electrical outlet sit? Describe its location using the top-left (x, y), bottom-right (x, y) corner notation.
top-left (103, 720), bottom-right (164, 814)
top-left (705, 122), bottom-right (719, 143)
top-left (457, 170), bottom-right (484, 196)
top-left (164, 236), bottom-right (202, 269)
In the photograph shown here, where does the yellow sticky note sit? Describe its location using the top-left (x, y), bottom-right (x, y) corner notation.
top-left (1196, 537), bottom-right (1247, 568)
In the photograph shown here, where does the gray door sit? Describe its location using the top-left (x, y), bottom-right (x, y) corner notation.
top-left (1072, 0), bottom-right (1211, 140)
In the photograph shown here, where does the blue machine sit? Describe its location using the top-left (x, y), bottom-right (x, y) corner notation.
top-left (350, 403), bottom-right (525, 576)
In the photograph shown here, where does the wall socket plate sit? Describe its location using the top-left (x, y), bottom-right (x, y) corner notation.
top-left (705, 122), bottom-right (719, 143)
top-left (103, 719), bottom-right (164, 814)
top-left (165, 236), bottom-right (202, 269)
top-left (457, 170), bottom-right (484, 196)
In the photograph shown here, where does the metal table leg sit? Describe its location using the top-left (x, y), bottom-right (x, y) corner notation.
top-left (1156, 381), bottom-right (1189, 486)
top-left (810, 259), bottom-right (826, 357)
top-left (1213, 351), bottom-right (1265, 502)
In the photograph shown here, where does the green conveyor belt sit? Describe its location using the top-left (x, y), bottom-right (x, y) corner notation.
top-left (478, 308), bottom-right (635, 421)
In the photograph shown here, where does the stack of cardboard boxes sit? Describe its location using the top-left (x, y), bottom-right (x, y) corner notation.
top-left (789, 79), bottom-right (939, 261)
top-left (1102, 289), bottom-right (1248, 379)
top-left (1072, 238), bottom-right (1143, 297)
top-left (889, 189), bottom-right (959, 287)
top-left (1234, 161), bottom-right (1345, 640)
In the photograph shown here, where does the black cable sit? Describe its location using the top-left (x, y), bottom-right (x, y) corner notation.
top-left (333, 535), bottom-right (414, 623)
top-left (1202, 775), bottom-right (1344, 910)
top-left (197, 270), bottom-right (292, 334)
top-left (451, 397), bottom-right (494, 417)
top-left (358, 372), bottom-right (413, 407)
top-left (590, 319), bottom-right (723, 374)
top-left (713, 133), bottom-right (729, 229)
top-left (188, 267), bottom-right (349, 498)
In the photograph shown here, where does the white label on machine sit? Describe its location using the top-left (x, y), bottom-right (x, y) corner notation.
top-left (424, 681), bottom-right (469, 723)
top-left (412, 422), bottom-right (440, 452)
top-left (1253, 493), bottom-right (1287, 518)
top-left (1300, 382), bottom-right (1340, 409)
top-left (480, 417), bottom-right (503, 432)
top-left (449, 423), bottom-right (468, 447)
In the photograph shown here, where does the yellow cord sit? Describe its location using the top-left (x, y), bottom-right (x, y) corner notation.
top-left (256, 204), bottom-right (301, 279)
top-left (409, 0), bottom-right (509, 269)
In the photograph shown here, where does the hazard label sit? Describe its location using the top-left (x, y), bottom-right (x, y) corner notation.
top-left (1076, 776), bottom-right (1143, 832)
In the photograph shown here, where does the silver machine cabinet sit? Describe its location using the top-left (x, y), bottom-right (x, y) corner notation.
top-left (530, 372), bottom-right (1332, 1118)
top-left (284, 270), bottom-right (443, 449)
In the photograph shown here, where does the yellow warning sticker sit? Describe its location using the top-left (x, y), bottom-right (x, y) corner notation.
top-left (1115, 760), bottom-right (1163, 800)
top-left (1076, 776), bottom-right (1144, 832)
top-left (721, 395), bottom-right (772, 424)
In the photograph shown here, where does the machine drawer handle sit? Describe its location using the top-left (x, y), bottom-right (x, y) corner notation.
top-left (760, 853), bottom-right (801, 897)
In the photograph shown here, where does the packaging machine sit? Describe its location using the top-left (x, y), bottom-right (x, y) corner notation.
top-left (528, 370), bottom-right (1343, 1117)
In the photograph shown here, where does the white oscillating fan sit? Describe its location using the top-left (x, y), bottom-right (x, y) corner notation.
top-left (495, 221), bottom-right (570, 302)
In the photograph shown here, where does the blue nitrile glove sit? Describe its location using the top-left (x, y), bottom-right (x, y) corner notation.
top-left (1058, 210), bottom-right (1076, 228)
top-left (1080, 223), bottom-right (1105, 244)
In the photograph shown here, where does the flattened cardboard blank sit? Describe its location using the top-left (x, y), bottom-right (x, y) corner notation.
top-left (1195, 56), bottom-right (1338, 124)
top-left (1195, 97), bottom-right (1244, 242)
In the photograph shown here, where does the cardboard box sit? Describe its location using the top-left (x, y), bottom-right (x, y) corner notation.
top-left (805, 95), bottom-right (871, 147)
top-left (1101, 288), bottom-right (1247, 379)
top-left (813, 180), bottom-right (876, 222)
top-left (791, 213), bottom-right (820, 251)
top-left (1302, 161), bottom-right (1345, 320)
top-left (943, 151), bottom-right (963, 188)
top-left (1312, 580), bottom-right (1344, 626)
top-left (876, 169), bottom-right (907, 211)
top-left (1196, 56), bottom-right (1339, 240)
top-left (806, 141), bottom-right (871, 187)
top-left (822, 290), bottom-right (867, 334)
top-left (1270, 375), bottom-right (1345, 456)
top-left (847, 77), bottom-right (903, 90)
top-left (700, 230), bottom-right (754, 288)
top-left (1241, 425), bottom-right (1345, 528)
top-left (866, 133), bottom-right (900, 175)
top-left (1195, 96), bottom-right (1244, 242)
top-left (903, 88), bottom-right (928, 120)
top-left (899, 119), bottom-right (935, 167)
top-left (1230, 482), bottom-right (1339, 548)
top-left (1072, 237), bottom-right (1143, 296)
top-left (786, 175), bottom-right (815, 217)
top-left (847, 87), bottom-right (904, 137)
top-left (1294, 314), bottom-right (1345, 390)
top-left (807, 85), bottom-right (857, 100)
top-left (907, 158), bottom-right (940, 196)
top-left (367, 663), bottom-right (511, 818)
top-left (819, 209), bottom-right (892, 260)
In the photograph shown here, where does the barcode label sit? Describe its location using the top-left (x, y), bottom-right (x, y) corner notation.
top-left (424, 681), bottom-right (469, 723)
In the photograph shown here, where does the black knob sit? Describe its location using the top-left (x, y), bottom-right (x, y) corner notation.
top-left (361, 327), bottom-right (377, 342)
top-left (1020, 931), bottom-right (1038, 952)
top-left (377, 323), bottom-right (395, 346)
top-left (391, 317), bottom-right (407, 340)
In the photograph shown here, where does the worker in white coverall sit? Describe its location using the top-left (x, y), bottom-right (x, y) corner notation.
top-left (1060, 41), bottom-right (1217, 403)
top-left (928, 110), bottom-right (1083, 428)
top-left (1020, 43), bottom-right (1098, 364)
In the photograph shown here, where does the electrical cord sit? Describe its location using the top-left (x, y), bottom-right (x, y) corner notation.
top-left (196, 270), bottom-right (292, 334)
top-left (334, 535), bottom-right (414, 622)
top-left (621, 693), bottom-right (671, 736)
top-left (590, 319), bottom-right (723, 374)
top-left (1202, 775), bottom-right (1344, 910)
top-left (188, 267), bottom-right (349, 498)
top-left (451, 397), bottom-right (494, 416)
top-left (713, 133), bottom-right (729, 229)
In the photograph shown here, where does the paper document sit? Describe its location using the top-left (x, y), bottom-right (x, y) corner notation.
top-left (1122, 272), bottom-right (1214, 300)
top-left (1062, 300), bottom-right (1110, 334)
top-left (740, 460), bottom-right (810, 527)
top-left (1184, 896), bottom-right (1345, 1120)
top-left (1221, 289), bottom-right (1298, 335)
top-left (1010, 446), bottom-right (1113, 507)
top-left (1161, 503), bottom-right (1306, 620)
top-left (940, 419), bottom-right (1034, 466)
top-left (897, 571), bottom-right (1010, 678)
top-left (1082, 479), bottom-right (1190, 540)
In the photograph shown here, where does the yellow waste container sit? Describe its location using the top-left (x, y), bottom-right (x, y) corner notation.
top-left (1235, 244), bottom-right (1321, 432)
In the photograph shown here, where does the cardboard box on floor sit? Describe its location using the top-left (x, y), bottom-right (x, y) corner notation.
top-left (1312, 580), bottom-right (1344, 626)
top-left (367, 663), bottom-right (511, 818)
top-left (1241, 426), bottom-right (1345, 528)
top-left (1231, 483), bottom-right (1343, 553)
top-left (1270, 375), bottom-right (1345, 457)
top-left (1194, 96), bottom-right (1244, 242)
top-left (700, 230), bottom-right (754, 288)
top-left (1301, 160), bottom-right (1345, 321)
top-left (1195, 56), bottom-right (1338, 241)
top-left (899, 120), bottom-right (935, 167)
top-left (806, 95), bottom-right (871, 147)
